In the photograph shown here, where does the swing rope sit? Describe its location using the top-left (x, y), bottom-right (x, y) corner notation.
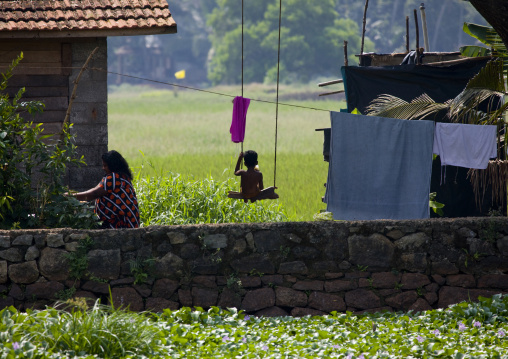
top-left (241, 0), bottom-right (244, 156)
top-left (274, 0), bottom-right (282, 188)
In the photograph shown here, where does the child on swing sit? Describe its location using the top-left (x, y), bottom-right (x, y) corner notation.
top-left (228, 150), bottom-right (279, 203)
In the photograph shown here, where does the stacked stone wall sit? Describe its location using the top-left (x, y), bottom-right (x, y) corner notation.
top-left (1, 218), bottom-right (508, 316)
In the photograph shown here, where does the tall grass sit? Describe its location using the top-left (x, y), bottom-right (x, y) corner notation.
top-left (135, 166), bottom-right (290, 225)
top-left (109, 83), bottom-right (344, 221)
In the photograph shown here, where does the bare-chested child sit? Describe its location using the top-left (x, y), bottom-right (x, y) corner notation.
top-left (228, 150), bottom-right (279, 203)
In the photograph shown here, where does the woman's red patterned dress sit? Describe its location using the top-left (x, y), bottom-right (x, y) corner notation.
top-left (94, 172), bottom-right (140, 228)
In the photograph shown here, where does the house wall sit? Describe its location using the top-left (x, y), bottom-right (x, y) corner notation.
top-left (1, 218), bottom-right (507, 316)
top-left (0, 38), bottom-right (108, 191)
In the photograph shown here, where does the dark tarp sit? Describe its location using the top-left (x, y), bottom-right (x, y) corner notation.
top-left (341, 58), bottom-right (491, 114)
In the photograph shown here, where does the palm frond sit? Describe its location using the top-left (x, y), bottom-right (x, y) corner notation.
top-left (465, 59), bottom-right (505, 92)
top-left (366, 93), bottom-right (447, 120)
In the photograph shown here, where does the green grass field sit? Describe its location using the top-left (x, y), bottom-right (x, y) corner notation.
top-left (108, 83), bottom-right (345, 221)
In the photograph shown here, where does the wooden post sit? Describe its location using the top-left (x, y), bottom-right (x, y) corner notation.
top-left (413, 9), bottom-right (420, 64)
top-left (344, 40), bottom-right (348, 67)
top-left (406, 16), bottom-right (410, 53)
top-left (360, 0), bottom-right (369, 65)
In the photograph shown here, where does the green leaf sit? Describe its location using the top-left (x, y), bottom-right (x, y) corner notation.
top-left (463, 23), bottom-right (495, 46)
top-left (459, 45), bottom-right (491, 58)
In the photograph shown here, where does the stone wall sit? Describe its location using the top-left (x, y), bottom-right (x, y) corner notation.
top-left (1, 218), bottom-right (508, 316)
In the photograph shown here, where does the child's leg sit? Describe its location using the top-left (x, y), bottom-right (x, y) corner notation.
top-left (228, 191), bottom-right (244, 199)
top-left (255, 187), bottom-right (279, 200)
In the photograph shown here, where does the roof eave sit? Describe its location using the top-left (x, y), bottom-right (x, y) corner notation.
top-left (0, 25), bottom-right (177, 39)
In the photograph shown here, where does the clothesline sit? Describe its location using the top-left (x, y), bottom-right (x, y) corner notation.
top-left (1, 64), bottom-right (335, 113)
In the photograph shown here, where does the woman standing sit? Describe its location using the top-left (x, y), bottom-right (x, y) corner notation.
top-left (67, 150), bottom-right (140, 228)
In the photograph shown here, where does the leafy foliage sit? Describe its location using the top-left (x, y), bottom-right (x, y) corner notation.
top-left (1, 294), bottom-right (508, 358)
top-left (135, 166), bottom-right (290, 226)
top-left (207, 0), bottom-right (373, 84)
top-left (0, 54), bottom-right (98, 229)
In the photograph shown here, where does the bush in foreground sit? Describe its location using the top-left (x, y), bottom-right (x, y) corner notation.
top-left (1, 294), bottom-right (507, 358)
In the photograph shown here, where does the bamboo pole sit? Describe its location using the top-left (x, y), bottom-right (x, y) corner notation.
top-left (413, 9), bottom-right (420, 64)
top-left (420, 3), bottom-right (430, 52)
top-left (360, 0), bottom-right (369, 65)
top-left (344, 40), bottom-right (348, 67)
top-left (406, 16), bottom-right (410, 53)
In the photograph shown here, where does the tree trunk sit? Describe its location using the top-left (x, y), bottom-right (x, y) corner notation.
top-left (469, 0), bottom-right (508, 49)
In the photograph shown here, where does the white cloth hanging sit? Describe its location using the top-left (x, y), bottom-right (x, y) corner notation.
top-left (433, 123), bottom-right (497, 170)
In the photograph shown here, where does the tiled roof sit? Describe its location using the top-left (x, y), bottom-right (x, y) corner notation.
top-left (0, 0), bottom-right (176, 38)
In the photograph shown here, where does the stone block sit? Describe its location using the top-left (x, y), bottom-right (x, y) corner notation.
top-left (81, 281), bottom-right (110, 294)
top-left (13, 234), bottom-right (33, 246)
top-left (240, 276), bottom-right (261, 288)
top-left (348, 233), bottom-right (394, 269)
top-left (193, 276), bottom-right (217, 288)
top-left (291, 246), bottom-right (320, 260)
top-left (0, 261), bottom-right (7, 284)
top-left (395, 232), bottom-right (429, 252)
top-left (308, 292), bottom-right (346, 312)
top-left (152, 278), bottom-right (179, 298)
top-left (253, 231), bottom-right (281, 253)
top-left (385, 291), bottom-right (419, 310)
top-left (371, 272), bottom-right (402, 289)
top-left (261, 275), bottom-right (284, 286)
top-left (203, 234), bottom-right (228, 249)
top-left (432, 260), bottom-right (459, 275)
top-left (293, 280), bottom-right (324, 291)
top-left (230, 254), bottom-right (275, 274)
top-left (290, 307), bottom-right (326, 317)
top-left (25, 281), bottom-right (64, 300)
top-left (39, 248), bottom-right (69, 281)
top-left (192, 287), bottom-right (218, 308)
top-left (46, 234), bottom-right (64, 248)
top-left (401, 273), bottom-right (430, 290)
top-left (178, 289), bottom-right (193, 307)
top-left (0, 248), bottom-right (23, 262)
top-left (110, 287), bottom-right (143, 312)
top-left (275, 287), bottom-right (308, 307)
top-left (278, 261), bottom-right (308, 275)
top-left (324, 280), bottom-right (357, 292)
top-left (25, 246), bottom-right (40, 261)
top-left (218, 288), bottom-right (242, 309)
top-left (478, 274), bottom-right (508, 289)
top-left (0, 236), bottom-right (10, 248)
top-left (399, 253), bottom-right (427, 272)
top-left (87, 249), bottom-right (121, 280)
top-left (233, 239), bottom-right (247, 255)
top-left (154, 252), bottom-right (184, 278)
top-left (497, 236), bottom-right (508, 256)
top-left (241, 288), bottom-right (275, 312)
top-left (145, 297), bottom-right (179, 312)
top-left (446, 274), bottom-right (476, 288)
top-left (255, 306), bottom-right (289, 317)
top-left (344, 289), bottom-right (381, 310)
top-left (8, 284), bottom-right (24, 300)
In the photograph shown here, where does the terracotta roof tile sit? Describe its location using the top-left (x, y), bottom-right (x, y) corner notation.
top-left (0, 0), bottom-right (176, 36)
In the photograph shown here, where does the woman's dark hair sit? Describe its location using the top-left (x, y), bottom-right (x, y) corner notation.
top-left (102, 150), bottom-right (132, 179)
top-left (243, 150), bottom-right (258, 167)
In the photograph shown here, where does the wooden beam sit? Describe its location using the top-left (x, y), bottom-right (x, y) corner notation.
top-left (318, 90), bottom-right (345, 97)
top-left (318, 79), bottom-right (343, 87)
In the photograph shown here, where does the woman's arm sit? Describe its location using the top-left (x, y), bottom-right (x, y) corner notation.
top-left (69, 184), bottom-right (108, 201)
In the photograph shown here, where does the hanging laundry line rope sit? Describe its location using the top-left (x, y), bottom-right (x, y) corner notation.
top-left (17, 65), bottom-right (335, 113)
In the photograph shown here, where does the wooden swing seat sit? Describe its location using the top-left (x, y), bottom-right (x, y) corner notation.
top-left (228, 187), bottom-right (279, 203)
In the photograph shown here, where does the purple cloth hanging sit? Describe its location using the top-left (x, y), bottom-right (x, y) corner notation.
top-left (230, 96), bottom-right (250, 143)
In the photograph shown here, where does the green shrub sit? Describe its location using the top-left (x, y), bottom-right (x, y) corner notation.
top-left (0, 53), bottom-right (97, 229)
